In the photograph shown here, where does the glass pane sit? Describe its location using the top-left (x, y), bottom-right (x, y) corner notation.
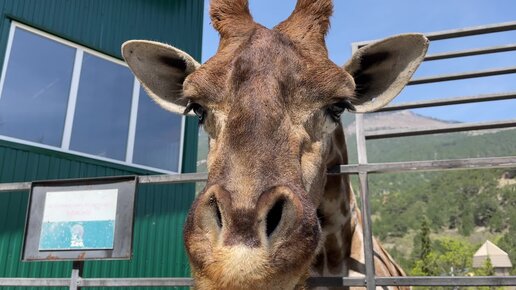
top-left (133, 88), bottom-right (182, 172)
top-left (0, 27), bottom-right (75, 146)
top-left (70, 53), bottom-right (133, 161)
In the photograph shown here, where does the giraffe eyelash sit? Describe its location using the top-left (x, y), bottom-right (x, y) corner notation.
top-left (325, 101), bottom-right (355, 122)
top-left (184, 102), bottom-right (207, 124)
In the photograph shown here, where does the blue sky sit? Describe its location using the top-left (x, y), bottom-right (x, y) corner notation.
top-left (201, 0), bottom-right (516, 123)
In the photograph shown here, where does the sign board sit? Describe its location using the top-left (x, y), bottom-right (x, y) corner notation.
top-left (39, 189), bottom-right (119, 250)
top-left (22, 176), bottom-right (137, 261)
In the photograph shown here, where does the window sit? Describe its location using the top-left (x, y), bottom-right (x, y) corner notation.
top-left (133, 88), bottom-right (183, 172)
top-left (70, 53), bottom-right (134, 161)
top-left (0, 28), bottom-right (75, 147)
top-left (0, 22), bottom-right (185, 173)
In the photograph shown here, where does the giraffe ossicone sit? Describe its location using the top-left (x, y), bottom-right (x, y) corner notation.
top-left (123, 0), bottom-right (428, 289)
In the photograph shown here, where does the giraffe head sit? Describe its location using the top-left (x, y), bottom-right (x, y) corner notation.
top-left (123, 0), bottom-right (428, 288)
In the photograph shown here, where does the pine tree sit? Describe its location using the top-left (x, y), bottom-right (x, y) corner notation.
top-left (420, 218), bottom-right (431, 259)
top-left (484, 257), bottom-right (495, 276)
top-left (420, 217), bottom-right (432, 275)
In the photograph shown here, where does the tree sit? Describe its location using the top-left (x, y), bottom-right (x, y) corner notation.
top-left (411, 238), bottom-right (475, 277)
top-left (497, 185), bottom-right (516, 274)
top-left (474, 257), bottom-right (494, 276)
top-left (498, 227), bottom-right (516, 275)
top-left (472, 258), bottom-right (503, 290)
top-left (412, 217), bottom-right (432, 275)
top-left (420, 218), bottom-right (431, 261)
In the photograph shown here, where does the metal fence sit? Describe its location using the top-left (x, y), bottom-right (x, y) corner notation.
top-left (1, 21), bottom-right (516, 289)
top-left (337, 21), bottom-right (516, 289)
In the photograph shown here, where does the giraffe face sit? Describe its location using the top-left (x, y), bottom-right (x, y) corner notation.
top-left (181, 27), bottom-right (355, 289)
top-left (122, 0), bottom-right (428, 288)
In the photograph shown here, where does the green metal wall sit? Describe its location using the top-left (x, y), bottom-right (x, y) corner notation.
top-left (0, 0), bottom-right (203, 288)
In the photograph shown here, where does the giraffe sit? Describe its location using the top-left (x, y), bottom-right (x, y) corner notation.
top-left (122, 0), bottom-right (428, 289)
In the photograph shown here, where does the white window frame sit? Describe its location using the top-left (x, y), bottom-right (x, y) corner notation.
top-left (0, 21), bottom-right (185, 174)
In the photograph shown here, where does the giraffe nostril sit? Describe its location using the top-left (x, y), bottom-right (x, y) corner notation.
top-left (266, 198), bottom-right (285, 237)
top-left (209, 196), bottom-right (223, 229)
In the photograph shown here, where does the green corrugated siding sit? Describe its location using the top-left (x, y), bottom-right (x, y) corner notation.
top-left (0, 0), bottom-right (202, 288)
top-left (0, 0), bottom-right (203, 60)
top-left (0, 140), bottom-right (196, 289)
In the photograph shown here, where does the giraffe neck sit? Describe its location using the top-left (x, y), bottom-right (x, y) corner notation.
top-left (311, 124), bottom-right (408, 285)
top-left (311, 124), bottom-right (361, 276)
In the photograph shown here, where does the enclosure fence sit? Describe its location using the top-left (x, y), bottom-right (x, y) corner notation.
top-left (1, 22), bottom-right (516, 289)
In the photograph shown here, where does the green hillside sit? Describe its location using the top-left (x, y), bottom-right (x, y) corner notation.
top-left (354, 129), bottom-right (516, 163)
top-left (351, 128), bottom-right (516, 276)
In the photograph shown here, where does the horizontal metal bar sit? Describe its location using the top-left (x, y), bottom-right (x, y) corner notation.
top-left (0, 174), bottom-right (210, 193)
top-left (1, 276), bottom-right (514, 287)
top-left (137, 172), bottom-right (207, 185)
top-left (376, 276), bottom-right (516, 287)
top-left (365, 119), bottom-right (516, 139)
top-left (0, 181), bottom-right (31, 192)
top-left (425, 43), bottom-right (516, 61)
top-left (0, 278), bottom-right (194, 287)
top-left (378, 91), bottom-right (516, 112)
top-left (79, 278), bottom-right (194, 287)
top-left (0, 278), bottom-right (70, 286)
top-left (408, 66), bottom-right (516, 85)
top-left (337, 156), bottom-right (516, 174)
top-left (307, 277), bottom-right (365, 287)
top-left (425, 21), bottom-right (516, 41)
top-left (353, 21), bottom-right (516, 48)
top-left (309, 276), bottom-right (516, 287)
top-left (2, 157), bottom-right (516, 192)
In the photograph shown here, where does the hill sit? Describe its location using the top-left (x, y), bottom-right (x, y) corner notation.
top-left (344, 110), bottom-right (453, 137)
top-left (343, 110), bottom-right (515, 163)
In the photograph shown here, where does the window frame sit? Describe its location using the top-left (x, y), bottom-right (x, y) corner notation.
top-left (0, 21), bottom-right (185, 174)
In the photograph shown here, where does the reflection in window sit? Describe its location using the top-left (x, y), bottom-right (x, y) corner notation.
top-left (133, 88), bottom-right (182, 172)
top-left (0, 28), bottom-right (75, 146)
top-left (0, 24), bottom-right (185, 172)
top-left (70, 53), bottom-right (134, 161)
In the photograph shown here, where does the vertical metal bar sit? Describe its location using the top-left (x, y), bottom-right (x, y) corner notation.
top-left (355, 113), bottom-right (376, 290)
top-left (356, 114), bottom-right (368, 164)
top-left (69, 270), bottom-right (78, 290)
top-left (70, 261), bottom-right (83, 290)
top-left (358, 172), bottom-right (376, 290)
top-left (353, 36), bottom-right (376, 289)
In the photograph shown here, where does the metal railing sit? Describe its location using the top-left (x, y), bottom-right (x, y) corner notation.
top-left (1, 21), bottom-right (516, 289)
top-left (344, 21), bottom-right (516, 289)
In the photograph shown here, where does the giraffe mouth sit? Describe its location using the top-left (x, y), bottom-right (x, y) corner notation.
top-left (192, 244), bottom-right (314, 290)
top-left (184, 184), bottom-right (322, 289)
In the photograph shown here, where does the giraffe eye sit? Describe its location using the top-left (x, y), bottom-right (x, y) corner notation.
top-left (326, 101), bottom-right (354, 122)
top-left (184, 102), bottom-right (207, 124)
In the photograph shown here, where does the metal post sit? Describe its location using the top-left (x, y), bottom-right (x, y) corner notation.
top-left (355, 113), bottom-right (376, 290)
top-left (70, 261), bottom-right (83, 290)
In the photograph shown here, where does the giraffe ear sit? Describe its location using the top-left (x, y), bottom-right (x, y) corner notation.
top-left (122, 40), bottom-right (200, 115)
top-left (344, 34), bottom-right (429, 113)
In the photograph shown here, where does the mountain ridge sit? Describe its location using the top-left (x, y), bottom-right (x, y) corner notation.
top-left (344, 110), bottom-right (459, 136)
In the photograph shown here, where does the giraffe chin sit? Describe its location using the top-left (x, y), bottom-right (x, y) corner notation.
top-left (190, 245), bottom-right (311, 290)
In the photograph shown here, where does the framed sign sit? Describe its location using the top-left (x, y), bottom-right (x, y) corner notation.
top-left (22, 176), bottom-right (137, 261)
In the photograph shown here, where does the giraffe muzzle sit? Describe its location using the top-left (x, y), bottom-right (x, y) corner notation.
top-left (183, 184), bottom-right (321, 288)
